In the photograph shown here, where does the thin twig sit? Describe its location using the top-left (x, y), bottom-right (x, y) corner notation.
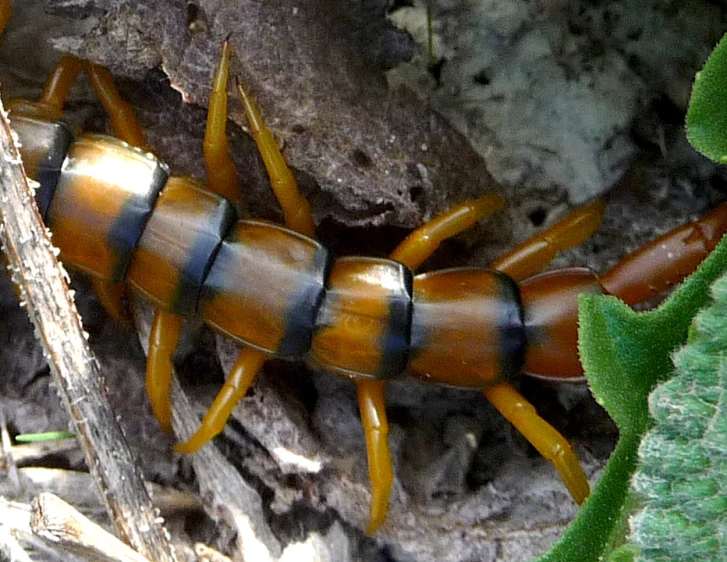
top-left (0, 96), bottom-right (176, 561)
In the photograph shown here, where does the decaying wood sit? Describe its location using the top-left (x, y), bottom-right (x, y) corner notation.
top-left (0, 498), bottom-right (40, 562)
top-left (31, 492), bottom-right (153, 562)
top-left (0, 95), bottom-right (176, 561)
top-left (171, 380), bottom-right (283, 561)
top-left (0, 497), bottom-right (90, 562)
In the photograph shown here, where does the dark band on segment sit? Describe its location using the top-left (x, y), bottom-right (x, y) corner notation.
top-left (379, 263), bottom-right (413, 379)
top-left (126, 176), bottom-right (237, 314)
top-left (277, 245), bottom-right (330, 358)
top-left (408, 268), bottom-right (526, 388)
top-left (493, 270), bottom-right (526, 380)
top-left (106, 155), bottom-right (169, 280)
top-left (9, 116), bottom-right (74, 218)
top-left (176, 193), bottom-right (236, 313)
top-left (519, 267), bottom-right (603, 380)
top-left (310, 257), bottom-right (413, 379)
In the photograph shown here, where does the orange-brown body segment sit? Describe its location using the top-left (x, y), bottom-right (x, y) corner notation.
top-left (310, 257), bottom-right (411, 378)
top-left (519, 267), bottom-right (604, 380)
top-left (8, 116), bottom-right (73, 215)
top-left (46, 135), bottom-right (168, 280)
top-left (199, 220), bottom-right (326, 355)
top-left (408, 268), bottom-right (524, 388)
top-left (126, 176), bottom-right (234, 313)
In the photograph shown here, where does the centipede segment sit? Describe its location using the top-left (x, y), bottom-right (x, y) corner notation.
top-left (6, 0), bottom-right (727, 533)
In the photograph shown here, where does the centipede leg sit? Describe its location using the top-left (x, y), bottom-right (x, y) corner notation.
top-left (483, 204), bottom-right (593, 502)
top-left (142, 42), bottom-right (247, 445)
top-left (177, 60), bottom-right (319, 451)
top-left (389, 194), bottom-right (506, 270)
top-left (91, 278), bottom-right (133, 326)
top-left (202, 40), bottom-right (241, 204)
top-left (82, 61), bottom-right (149, 151)
top-left (8, 55), bottom-right (82, 121)
top-left (39, 56), bottom-right (83, 116)
top-left (491, 200), bottom-right (606, 282)
top-left (350, 199), bottom-right (507, 532)
top-left (236, 80), bottom-right (316, 237)
top-left (146, 310), bottom-right (184, 433)
top-left (350, 199), bottom-right (508, 532)
top-left (484, 382), bottom-right (590, 504)
top-left (357, 379), bottom-right (393, 534)
top-left (176, 347), bottom-right (266, 453)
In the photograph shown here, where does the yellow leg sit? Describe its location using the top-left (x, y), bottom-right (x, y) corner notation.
top-left (82, 61), bottom-right (149, 151)
top-left (146, 310), bottom-right (184, 433)
top-left (39, 55), bottom-right (83, 116)
top-left (8, 55), bottom-right (82, 121)
top-left (176, 347), bottom-right (266, 453)
top-left (490, 200), bottom-right (606, 282)
top-left (347, 197), bottom-right (507, 533)
top-left (91, 278), bottom-right (133, 326)
top-left (202, 41), bottom-right (241, 203)
top-left (389, 194), bottom-right (505, 269)
top-left (236, 80), bottom-right (316, 238)
top-left (484, 382), bottom-right (589, 504)
top-left (176, 55), bottom-right (319, 452)
top-left (356, 379), bottom-right (393, 534)
top-left (347, 198), bottom-right (508, 533)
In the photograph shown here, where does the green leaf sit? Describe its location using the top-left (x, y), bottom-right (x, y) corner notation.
top-left (534, 227), bottom-right (727, 562)
top-left (627, 273), bottom-right (727, 561)
top-left (687, 32), bottom-right (727, 163)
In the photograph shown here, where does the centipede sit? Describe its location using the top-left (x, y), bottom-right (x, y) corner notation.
top-left (2, 0), bottom-right (727, 536)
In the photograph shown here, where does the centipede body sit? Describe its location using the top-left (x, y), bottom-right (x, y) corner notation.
top-left (1, 2), bottom-right (727, 556)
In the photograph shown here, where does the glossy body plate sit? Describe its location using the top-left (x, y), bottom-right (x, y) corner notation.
top-left (408, 268), bottom-right (525, 388)
top-left (519, 267), bottom-right (604, 379)
top-left (10, 116), bottom-right (74, 217)
top-left (46, 134), bottom-right (169, 281)
top-left (310, 257), bottom-right (413, 379)
top-left (200, 219), bottom-right (329, 358)
top-left (127, 176), bottom-right (236, 314)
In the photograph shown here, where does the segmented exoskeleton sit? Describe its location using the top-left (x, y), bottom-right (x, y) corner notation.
top-left (3, 1), bottom-right (727, 534)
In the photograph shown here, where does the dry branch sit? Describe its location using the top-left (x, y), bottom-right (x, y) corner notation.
top-left (0, 95), bottom-right (176, 561)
